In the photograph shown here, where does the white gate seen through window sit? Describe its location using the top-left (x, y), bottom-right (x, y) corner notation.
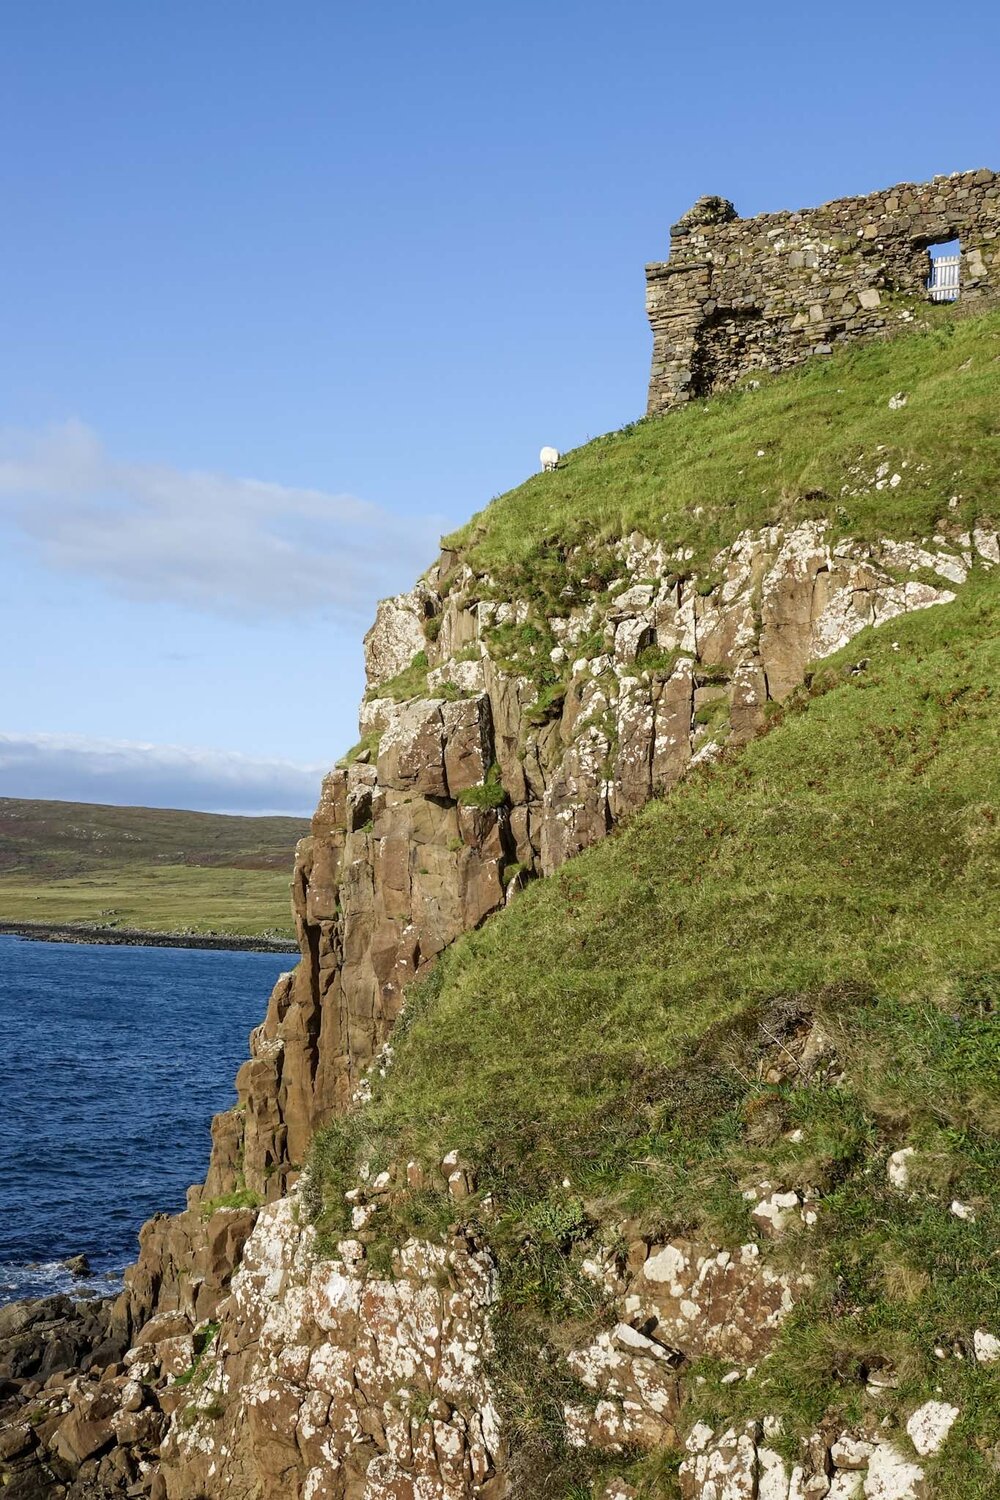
top-left (927, 242), bottom-right (960, 302)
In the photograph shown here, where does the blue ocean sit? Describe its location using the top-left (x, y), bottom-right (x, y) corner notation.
top-left (0, 935), bottom-right (292, 1305)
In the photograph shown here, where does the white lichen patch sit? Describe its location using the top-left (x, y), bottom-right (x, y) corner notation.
top-left (905, 1399), bottom-right (959, 1457)
top-left (157, 1195), bottom-right (502, 1499)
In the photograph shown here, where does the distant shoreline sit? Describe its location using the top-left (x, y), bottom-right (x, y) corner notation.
top-left (0, 920), bottom-right (298, 954)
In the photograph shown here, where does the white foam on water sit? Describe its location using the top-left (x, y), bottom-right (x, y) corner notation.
top-left (0, 1257), bottom-right (126, 1306)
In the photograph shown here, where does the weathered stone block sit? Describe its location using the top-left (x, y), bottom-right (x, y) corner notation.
top-left (442, 695), bottom-right (493, 795)
top-left (376, 700), bottom-right (447, 796)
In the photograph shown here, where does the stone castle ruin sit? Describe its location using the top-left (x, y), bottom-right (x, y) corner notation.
top-left (646, 168), bottom-right (1000, 413)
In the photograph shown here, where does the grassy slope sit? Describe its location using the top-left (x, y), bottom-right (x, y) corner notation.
top-left (312, 313), bottom-right (1000, 1495)
top-left (448, 307), bottom-right (1000, 607)
top-left (0, 798), bottom-right (308, 938)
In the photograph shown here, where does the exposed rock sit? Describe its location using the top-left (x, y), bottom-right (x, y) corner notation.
top-left (110, 1406), bottom-right (165, 1448)
top-left (973, 1328), bottom-right (1000, 1365)
top-left (0, 1423), bottom-right (34, 1461)
top-left (601, 1482), bottom-right (638, 1500)
top-left (0, 1296), bottom-right (122, 1384)
top-left (905, 1400), bottom-right (959, 1457)
top-left (363, 589), bottom-right (429, 689)
top-left (565, 1327), bottom-right (680, 1450)
top-left (51, 1386), bottom-right (119, 1465)
top-left (678, 1423), bottom-right (933, 1500)
top-left (745, 1185), bottom-right (805, 1237)
top-left (24, 506), bottom-right (992, 1499)
top-left (864, 1441), bottom-right (927, 1500)
top-left (629, 1239), bottom-right (810, 1363)
top-left (154, 1196), bottom-right (502, 1499)
top-left (679, 1421), bottom-right (758, 1500)
top-left (831, 1436), bottom-right (874, 1471)
top-left (887, 1148), bottom-right (916, 1191)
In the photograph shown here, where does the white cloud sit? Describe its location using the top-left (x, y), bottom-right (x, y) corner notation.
top-left (0, 420), bottom-right (440, 619)
top-left (0, 731), bottom-right (326, 816)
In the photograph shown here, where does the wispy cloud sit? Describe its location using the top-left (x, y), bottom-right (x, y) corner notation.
top-left (0, 732), bottom-right (325, 816)
top-left (0, 420), bottom-right (439, 620)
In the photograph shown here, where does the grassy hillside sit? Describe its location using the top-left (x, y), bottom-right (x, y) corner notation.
top-left (312, 312), bottom-right (1000, 1496)
top-left (448, 307), bottom-right (1000, 610)
top-left (0, 798), bottom-right (308, 939)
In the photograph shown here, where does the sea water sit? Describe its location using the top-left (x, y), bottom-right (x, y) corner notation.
top-left (0, 934), bottom-right (291, 1305)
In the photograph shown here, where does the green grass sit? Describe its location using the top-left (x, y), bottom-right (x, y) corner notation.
top-left (457, 762), bottom-right (508, 809)
top-left (367, 650), bottom-right (430, 703)
top-left (446, 307), bottom-right (1000, 613)
top-left (0, 797), bottom-right (307, 938)
top-left (199, 1187), bottom-right (263, 1218)
top-left (0, 865), bottom-right (298, 939)
top-left (310, 572), bottom-right (1000, 1495)
top-left (337, 730), bottom-right (382, 769)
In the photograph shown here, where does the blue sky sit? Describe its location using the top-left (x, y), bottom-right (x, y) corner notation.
top-left (2, 1), bottom-right (997, 814)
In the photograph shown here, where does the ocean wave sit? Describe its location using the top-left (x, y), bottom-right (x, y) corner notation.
top-left (0, 1257), bottom-right (126, 1307)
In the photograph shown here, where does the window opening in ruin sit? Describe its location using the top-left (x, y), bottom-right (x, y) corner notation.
top-left (927, 239), bottom-right (960, 302)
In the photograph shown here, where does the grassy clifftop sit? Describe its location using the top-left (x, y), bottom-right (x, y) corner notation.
top-left (312, 311), bottom-right (1000, 1496)
top-left (0, 798), bottom-right (308, 939)
top-left (448, 308), bottom-right (1000, 602)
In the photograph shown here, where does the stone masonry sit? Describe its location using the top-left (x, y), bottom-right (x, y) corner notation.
top-left (646, 168), bottom-right (1000, 412)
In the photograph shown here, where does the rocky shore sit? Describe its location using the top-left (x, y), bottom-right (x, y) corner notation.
top-left (0, 922), bottom-right (297, 954)
top-left (0, 1295), bottom-right (130, 1499)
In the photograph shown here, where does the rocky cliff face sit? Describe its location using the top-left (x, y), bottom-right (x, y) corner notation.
top-left (124, 516), bottom-right (988, 1294)
top-left (2, 516), bottom-right (996, 1500)
top-left (128, 516), bottom-right (989, 1230)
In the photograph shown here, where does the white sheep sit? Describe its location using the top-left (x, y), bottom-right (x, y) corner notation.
top-left (539, 445), bottom-right (560, 472)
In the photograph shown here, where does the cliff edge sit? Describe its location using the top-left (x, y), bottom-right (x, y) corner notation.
top-left (2, 302), bottom-right (999, 1500)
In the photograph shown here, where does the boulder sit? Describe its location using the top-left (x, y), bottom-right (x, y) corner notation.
top-left (636, 1240), bottom-right (809, 1362)
top-left (905, 1400), bottom-right (959, 1457)
top-left (376, 700), bottom-right (448, 796)
top-left (50, 1386), bottom-right (118, 1465)
top-left (362, 589), bottom-right (428, 690)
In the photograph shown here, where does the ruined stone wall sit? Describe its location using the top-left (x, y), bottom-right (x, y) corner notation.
top-left (646, 169), bottom-right (1000, 413)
